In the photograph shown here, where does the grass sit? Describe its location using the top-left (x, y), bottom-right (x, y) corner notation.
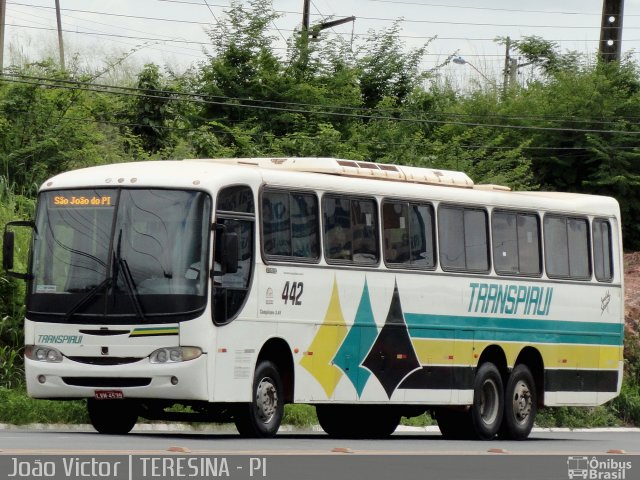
top-left (0, 388), bottom-right (88, 425)
top-left (535, 406), bottom-right (621, 429)
top-left (0, 387), bottom-right (637, 431)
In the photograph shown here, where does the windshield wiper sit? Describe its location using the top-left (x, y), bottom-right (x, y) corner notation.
top-left (64, 276), bottom-right (111, 321)
top-left (118, 257), bottom-right (147, 323)
top-left (113, 228), bottom-right (147, 322)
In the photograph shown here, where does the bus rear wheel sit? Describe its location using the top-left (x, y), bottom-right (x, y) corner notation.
top-left (470, 362), bottom-right (504, 440)
top-left (234, 360), bottom-right (284, 438)
top-left (87, 398), bottom-right (138, 435)
top-left (500, 364), bottom-right (537, 440)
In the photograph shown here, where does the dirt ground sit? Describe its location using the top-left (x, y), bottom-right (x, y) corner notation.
top-left (625, 252), bottom-right (640, 336)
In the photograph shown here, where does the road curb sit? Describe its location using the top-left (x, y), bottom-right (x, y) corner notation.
top-left (1, 423), bottom-right (639, 433)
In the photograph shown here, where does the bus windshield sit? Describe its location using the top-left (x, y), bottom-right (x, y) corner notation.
top-left (29, 189), bottom-right (211, 324)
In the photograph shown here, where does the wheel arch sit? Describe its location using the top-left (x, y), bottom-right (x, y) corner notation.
top-left (514, 346), bottom-right (545, 407)
top-left (256, 337), bottom-right (295, 403)
top-left (476, 344), bottom-right (509, 381)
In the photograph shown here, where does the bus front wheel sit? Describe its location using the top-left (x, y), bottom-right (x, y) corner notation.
top-left (470, 362), bottom-right (504, 440)
top-left (500, 364), bottom-right (537, 440)
top-left (234, 360), bottom-right (284, 438)
top-left (87, 398), bottom-right (138, 435)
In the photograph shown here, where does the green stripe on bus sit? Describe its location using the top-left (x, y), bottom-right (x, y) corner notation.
top-left (405, 313), bottom-right (623, 346)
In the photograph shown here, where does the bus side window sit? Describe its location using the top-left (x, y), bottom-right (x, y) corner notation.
top-left (439, 205), bottom-right (489, 273)
top-left (492, 211), bottom-right (541, 276)
top-left (323, 195), bottom-right (378, 265)
top-left (410, 203), bottom-right (435, 268)
top-left (262, 189), bottom-right (319, 261)
top-left (593, 219), bottom-right (613, 282)
top-left (324, 196), bottom-right (352, 261)
top-left (383, 202), bottom-right (408, 264)
top-left (544, 214), bottom-right (591, 280)
top-left (213, 185), bottom-right (255, 325)
top-left (351, 198), bottom-right (378, 264)
top-left (383, 201), bottom-right (435, 269)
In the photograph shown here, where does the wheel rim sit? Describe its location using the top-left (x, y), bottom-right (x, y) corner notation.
top-left (479, 378), bottom-right (500, 426)
top-left (255, 376), bottom-right (278, 424)
top-left (512, 379), bottom-right (532, 424)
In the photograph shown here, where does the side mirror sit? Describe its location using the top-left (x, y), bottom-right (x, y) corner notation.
top-left (3, 220), bottom-right (35, 280)
top-left (3, 230), bottom-right (14, 270)
top-left (222, 232), bottom-right (239, 274)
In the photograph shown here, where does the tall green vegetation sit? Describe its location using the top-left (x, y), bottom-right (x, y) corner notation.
top-left (0, 0), bottom-right (640, 426)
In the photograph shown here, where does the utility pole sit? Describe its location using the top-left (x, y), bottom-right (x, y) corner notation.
top-left (301, 0), bottom-right (354, 39)
top-left (300, 0), bottom-right (354, 67)
top-left (502, 36), bottom-right (511, 96)
top-left (0, 0), bottom-right (6, 73)
top-left (55, 0), bottom-right (65, 70)
top-left (599, 0), bottom-right (624, 62)
top-left (302, 0), bottom-right (310, 35)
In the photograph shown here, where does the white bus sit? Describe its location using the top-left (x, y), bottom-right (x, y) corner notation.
top-left (3, 157), bottom-right (623, 440)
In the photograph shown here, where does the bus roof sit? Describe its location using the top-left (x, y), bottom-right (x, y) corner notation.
top-left (39, 158), bottom-right (621, 217)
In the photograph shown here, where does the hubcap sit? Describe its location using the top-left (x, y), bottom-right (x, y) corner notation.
top-left (255, 376), bottom-right (278, 423)
top-left (479, 378), bottom-right (499, 426)
top-left (512, 380), bottom-right (532, 424)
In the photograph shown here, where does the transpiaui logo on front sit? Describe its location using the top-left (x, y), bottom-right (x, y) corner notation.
top-left (567, 456), bottom-right (632, 479)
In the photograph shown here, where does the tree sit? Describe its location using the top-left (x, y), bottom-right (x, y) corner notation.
top-left (129, 63), bottom-right (174, 153)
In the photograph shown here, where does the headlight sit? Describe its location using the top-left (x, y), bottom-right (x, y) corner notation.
top-left (25, 345), bottom-right (63, 363)
top-left (149, 346), bottom-right (202, 364)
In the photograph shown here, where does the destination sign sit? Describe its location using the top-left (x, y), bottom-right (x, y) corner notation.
top-left (52, 195), bottom-right (113, 207)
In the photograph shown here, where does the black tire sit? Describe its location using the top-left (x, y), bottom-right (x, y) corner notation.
top-left (316, 405), bottom-right (400, 438)
top-left (87, 398), bottom-right (138, 435)
top-left (316, 405), bottom-right (350, 437)
top-left (435, 408), bottom-right (473, 440)
top-left (234, 361), bottom-right (284, 438)
top-left (369, 409), bottom-right (401, 438)
top-left (500, 364), bottom-right (537, 440)
top-left (469, 362), bottom-right (504, 440)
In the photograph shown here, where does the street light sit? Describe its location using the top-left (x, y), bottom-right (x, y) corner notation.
top-left (452, 56), bottom-right (494, 85)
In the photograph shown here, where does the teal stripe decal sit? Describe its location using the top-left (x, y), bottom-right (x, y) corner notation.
top-left (405, 313), bottom-right (623, 346)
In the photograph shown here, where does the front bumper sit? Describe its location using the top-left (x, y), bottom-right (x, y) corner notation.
top-left (25, 354), bottom-right (209, 401)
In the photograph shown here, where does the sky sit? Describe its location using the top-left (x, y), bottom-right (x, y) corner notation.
top-left (2, 0), bottom-right (640, 86)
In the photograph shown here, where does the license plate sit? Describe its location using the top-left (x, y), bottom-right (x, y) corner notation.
top-left (94, 390), bottom-right (124, 400)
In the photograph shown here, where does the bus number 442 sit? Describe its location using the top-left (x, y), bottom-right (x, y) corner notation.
top-left (282, 281), bottom-right (303, 305)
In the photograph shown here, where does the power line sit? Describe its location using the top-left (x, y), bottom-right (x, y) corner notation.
top-left (6, 1), bottom-right (635, 32)
top-left (201, 0), bottom-right (221, 26)
top-left (9, 72), bottom-right (640, 126)
top-left (8, 6), bottom-right (207, 58)
top-left (150, 0), bottom-right (637, 17)
top-left (366, 0), bottom-right (638, 17)
top-left (7, 22), bottom-right (627, 54)
top-left (8, 72), bottom-right (640, 127)
top-left (4, 74), bottom-right (640, 136)
top-left (8, 109), bottom-right (640, 154)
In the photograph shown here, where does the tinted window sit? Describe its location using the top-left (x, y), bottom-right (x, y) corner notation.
top-left (262, 190), bottom-right (319, 260)
top-left (544, 215), bottom-right (590, 279)
top-left (323, 195), bottom-right (378, 265)
top-left (263, 191), bottom-right (291, 256)
top-left (439, 206), bottom-right (489, 272)
top-left (383, 201), bottom-right (435, 268)
top-left (492, 211), bottom-right (541, 276)
top-left (217, 185), bottom-right (254, 213)
top-left (593, 219), bottom-right (613, 282)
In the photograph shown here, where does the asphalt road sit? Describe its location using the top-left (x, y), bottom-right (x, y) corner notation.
top-left (2, 427), bottom-right (640, 480)
top-left (1, 425), bottom-right (639, 455)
